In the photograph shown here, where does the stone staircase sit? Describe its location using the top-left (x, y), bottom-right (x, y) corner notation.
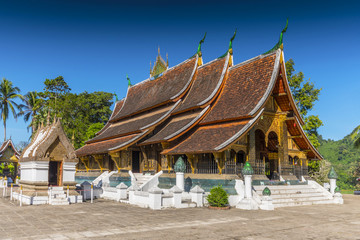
top-left (49, 187), bottom-right (69, 205)
top-left (253, 184), bottom-right (334, 208)
top-left (133, 173), bottom-right (154, 186)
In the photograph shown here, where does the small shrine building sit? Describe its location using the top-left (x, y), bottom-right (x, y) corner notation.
top-left (0, 139), bottom-right (20, 177)
top-left (19, 118), bottom-right (78, 193)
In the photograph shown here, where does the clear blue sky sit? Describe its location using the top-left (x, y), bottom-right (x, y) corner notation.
top-left (0, 0), bottom-right (359, 144)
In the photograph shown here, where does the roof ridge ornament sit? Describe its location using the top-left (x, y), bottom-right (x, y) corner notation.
top-left (219, 29), bottom-right (237, 59)
top-left (264, 19), bottom-right (288, 55)
top-left (197, 32), bottom-right (207, 56)
top-left (127, 74), bottom-right (132, 87)
top-left (190, 32), bottom-right (207, 64)
top-left (150, 47), bottom-right (168, 79)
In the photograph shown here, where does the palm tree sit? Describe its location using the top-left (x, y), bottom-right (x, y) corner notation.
top-left (17, 91), bottom-right (43, 133)
top-left (0, 78), bottom-right (23, 141)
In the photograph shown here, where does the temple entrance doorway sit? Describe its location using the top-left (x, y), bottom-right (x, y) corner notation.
top-left (132, 151), bottom-right (140, 173)
top-left (49, 161), bottom-right (61, 186)
top-left (267, 131), bottom-right (279, 180)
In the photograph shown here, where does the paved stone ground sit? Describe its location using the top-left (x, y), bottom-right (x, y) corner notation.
top-left (0, 195), bottom-right (359, 240)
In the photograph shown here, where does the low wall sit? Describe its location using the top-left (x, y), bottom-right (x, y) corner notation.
top-left (159, 173), bottom-right (239, 195)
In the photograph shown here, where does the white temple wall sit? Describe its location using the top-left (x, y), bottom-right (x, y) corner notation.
top-left (20, 161), bottom-right (49, 182)
top-left (63, 162), bottom-right (77, 183)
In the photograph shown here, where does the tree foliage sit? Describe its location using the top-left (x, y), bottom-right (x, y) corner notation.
top-left (286, 59), bottom-right (322, 148)
top-left (0, 78), bottom-right (23, 141)
top-left (28, 76), bottom-right (114, 149)
top-left (319, 125), bottom-right (360, 190)
top-left (17, 91), bottom-right (43, 133)
top-left (86, 123), bottom-right (105, 142)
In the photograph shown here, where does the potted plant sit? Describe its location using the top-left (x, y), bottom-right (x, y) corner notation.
top-left (206, 185), bottom-right (230, 209)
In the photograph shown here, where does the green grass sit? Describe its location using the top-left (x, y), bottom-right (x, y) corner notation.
top-left (341, 189), bottom-right (354, 194)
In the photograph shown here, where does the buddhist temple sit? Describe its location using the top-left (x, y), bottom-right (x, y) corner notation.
top-left (75, 27), bottom-right (322, 191)
top-left (0, 139), bottom-right (20, 177)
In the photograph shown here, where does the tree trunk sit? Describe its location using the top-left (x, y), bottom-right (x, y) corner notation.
top-left (3, 119), bottom-right (6, 141)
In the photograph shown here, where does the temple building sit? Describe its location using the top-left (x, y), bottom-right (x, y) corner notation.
top-left (0, 139), bottom-right (20, 177)
top-left (75, 28), bottom-right (322, 190)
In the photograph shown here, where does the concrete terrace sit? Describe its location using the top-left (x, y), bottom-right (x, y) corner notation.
top-left (0, 195), bottom-right (359, 239)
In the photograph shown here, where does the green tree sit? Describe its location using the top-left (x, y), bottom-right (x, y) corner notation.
top-left (55, 91), bottom-right (113, 148)
top-left (86, 122), bottom-right (105, 141)
top-left (286, 59), bottom-right (322, 148)
top-left (17, 91), bottom-right (44, 133)
top-left (0, 78), bottom-right (23, 141)
top-left (42, 76), bottom-right (71, 116)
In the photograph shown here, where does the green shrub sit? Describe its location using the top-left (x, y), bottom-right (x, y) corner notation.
top-left (206, 185), bottom-right (229, 207)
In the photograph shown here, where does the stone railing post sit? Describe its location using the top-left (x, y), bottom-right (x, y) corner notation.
top-left (328, 166), bottom-right (338, 195)
top-left (128, 183), bottom-right (140, 204)
top-left (259, 187), bottom-right (274, 210)
top-left (174, 156), bottom-right (186, 191)
top-left (236, 162), bottom-right (258, 210)
top-left (148, 186), bottom-right (162, 210)
top-left (116, 182), bottom-right (128, 200)
top-left (242, 162), bottom-right (254, 199)
top-left (190, 185), bottom-right (204, 207)
top-left (170, 185), bottom-right (183, 208)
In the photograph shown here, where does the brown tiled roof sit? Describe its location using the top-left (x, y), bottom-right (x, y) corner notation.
top-left (97, 99), bottom-right (125, 136)
top-left (76, 134), bottom-right (141, 157)
top-left (87, 104), bottom-right (175, 143)
top-left (201, 52), bottom-right (277, 125)
top-left (111, 57), bottom-right (197, 121)
top-left (140, 108), bottom-right (207, 145)
top-left (162, 121), bottom-right (248, 155)
top-left (174, 56), bottom-right (228, 114)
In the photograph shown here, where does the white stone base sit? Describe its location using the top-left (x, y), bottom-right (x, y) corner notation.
top-left (11, 192), bottom-right (83, 205)
top-left (236, 198), bottom-right (259, 210)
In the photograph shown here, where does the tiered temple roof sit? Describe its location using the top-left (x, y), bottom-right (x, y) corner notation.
top-left (76, 44), bottom-right (322, 160)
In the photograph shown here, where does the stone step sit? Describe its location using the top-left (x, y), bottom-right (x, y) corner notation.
top-left (256, 188), bottom-right (321, 195)
top-left (253, 185), bottom-right (314, 191)
top-left (51, 194), bottom-right (67, 198)
top-left (273, 199), bottom-right (335, 208)
top-left (272, 195), bottom-right (331, 204)
top-left (50, 187), bottom-right (64, 191)
top-left (51, 201), bottom-right (69, 206)
top-left (267, 192), bottom-right (326, 199)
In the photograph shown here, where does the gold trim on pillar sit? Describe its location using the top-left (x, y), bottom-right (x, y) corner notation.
top-left (161, 142), bottom-right (172, 173)
top-left (93, 154), bottom-right (105, 172)
top-left (80, 156), bottom-right (90, 172)
top-left (186, 154), bottom-right (198, 174)
top-left (213, 152), bottom-right (225, 175)
top-left (109, 152), bottom-right (121, 171)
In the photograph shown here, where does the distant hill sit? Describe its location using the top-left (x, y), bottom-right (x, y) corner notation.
top-left (318, 125), bottom-right (360, 190)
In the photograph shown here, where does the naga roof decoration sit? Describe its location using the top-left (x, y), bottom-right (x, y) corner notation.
top-left (127, 74), bottom-right (132, 87)
top-left (264, 19), bottom-right (288, 55)
top-left (76, 31), bottom-right (322, 161)
top-left (219, 29), bottom-right (237, 58)
top-left (150, 47), bottom-right (168, 79)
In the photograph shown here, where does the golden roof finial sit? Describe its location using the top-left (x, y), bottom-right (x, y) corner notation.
top-left (158, 46), bottom-right (160, 56)
top-left (166, 53), bottom-right (169, 67)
